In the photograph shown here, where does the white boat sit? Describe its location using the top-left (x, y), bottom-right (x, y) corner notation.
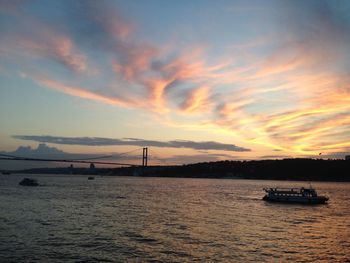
top-left (262, 187), bottom-right (328, 204)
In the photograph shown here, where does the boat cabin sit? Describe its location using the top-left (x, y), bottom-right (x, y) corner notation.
top-left (264, 187), bottom-right (318, 197)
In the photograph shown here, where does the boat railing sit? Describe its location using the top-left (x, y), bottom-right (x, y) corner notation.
top-left (263, 187), bottom-right (300, 192)
top-left (263, 187), bottom-right (316, 196)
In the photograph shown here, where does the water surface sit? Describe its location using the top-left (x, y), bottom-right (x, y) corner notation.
top-left (1, 174), bottom-right (349, 262)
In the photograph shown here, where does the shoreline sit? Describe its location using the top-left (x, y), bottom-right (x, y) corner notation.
top-left (2, 158), bottom-right (350, 182)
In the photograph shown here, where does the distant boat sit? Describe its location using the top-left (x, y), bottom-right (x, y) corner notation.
top-left (88, 176), bottom-right (95, 180)
top-left (2, 171), bottom-right (11, 175)
top-left (19, 178), bottom-right (39, 186)
top-left (263, 187), bottom-right (329, 204)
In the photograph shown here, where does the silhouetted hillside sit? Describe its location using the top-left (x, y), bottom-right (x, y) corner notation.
top-left (143, 159), bottom-right (349, 181)
top-left (8, 158), bottom-right (350, 181)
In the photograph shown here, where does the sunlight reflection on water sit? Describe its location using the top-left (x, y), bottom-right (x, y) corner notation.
top-left (0, 175), bottom-right (349, 262)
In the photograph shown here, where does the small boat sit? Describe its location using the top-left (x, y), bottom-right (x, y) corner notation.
top-left (19, 178), bottom-right (39, 186)
top-left (263, 187), bottom-right (328, 204)
top-left (88, 176), bottom-right (95, 180)
top-left (2, 171), bottom-right (11, 175)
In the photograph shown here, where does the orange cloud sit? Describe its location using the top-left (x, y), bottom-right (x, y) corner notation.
top-left (180, 86), bottom-right (212, 113)
top-left (3, 0), bottom-right (350, 159)
top-left (36, 78), bottom-right (140, 108)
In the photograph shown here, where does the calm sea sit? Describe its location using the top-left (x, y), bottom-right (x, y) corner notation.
top-left (0, 174), bottom-right (349, 262)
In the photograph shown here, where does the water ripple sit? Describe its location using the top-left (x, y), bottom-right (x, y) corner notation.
top-left (0, 175), bottom-right (349, 262)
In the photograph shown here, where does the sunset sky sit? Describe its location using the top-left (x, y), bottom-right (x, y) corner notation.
top-left (1, 0), bottom-right (350, 166)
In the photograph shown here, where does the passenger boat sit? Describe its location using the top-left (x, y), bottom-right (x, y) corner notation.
top-left (262, 187), bottom-right (328, 204)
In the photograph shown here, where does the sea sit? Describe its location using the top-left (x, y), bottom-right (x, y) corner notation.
top-left (0, 174), bottom-right (349, 262)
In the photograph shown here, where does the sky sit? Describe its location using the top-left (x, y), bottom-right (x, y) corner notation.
top-left (1, 0), bottom-right (350, 167)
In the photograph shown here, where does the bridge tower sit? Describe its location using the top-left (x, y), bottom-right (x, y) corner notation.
top-left (142, 147), bottom-right (148, 167)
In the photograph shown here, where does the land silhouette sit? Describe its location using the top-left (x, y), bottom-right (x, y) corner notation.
top-left (3, 158), bottom-right (350, 182)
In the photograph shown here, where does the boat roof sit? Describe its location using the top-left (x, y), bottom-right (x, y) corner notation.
top-left (264, 187), bottom-right (314, 190)
top-left (264, 187), bottom-right (316, 192)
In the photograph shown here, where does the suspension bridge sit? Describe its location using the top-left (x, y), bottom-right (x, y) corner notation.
top-left (0, 147), bottom-right (149, 167)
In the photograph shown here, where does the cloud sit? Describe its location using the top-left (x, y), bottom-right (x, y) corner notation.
top-left (180, 86), bottom-right (212, 113)
top-left (0, 0), bottom-right (26, 15)
top-left (36, 77), bottom-right (139, 108)
top-left (1, 0), bottom-right (350, 157)
top-left (0, 15), bottom-right (87, 73)
top-left (0, 143), bottom-right (91, 159)
top-left (0, 143), bottom-right (247, 170)
top-left (0, 0), bottom-right (234, 114)
top-left (12, 135), bottom-right (250, 152)
top-left (0, 143), bottom-right (145, 169)
top-left (208, 1), bottom-right (350, 155)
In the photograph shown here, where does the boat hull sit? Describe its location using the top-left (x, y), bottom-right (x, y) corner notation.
top-left (263, 195), bottom-right (328, 204)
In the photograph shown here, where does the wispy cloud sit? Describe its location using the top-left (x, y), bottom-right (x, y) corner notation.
top-left (2, 0), bottom-right (350, 157)
top-left (12, 135), bottom-right (250, 152)
top-left (0, 13), bottom-right (87, 73)
top-left (36, 78), bottom-right (139, 108)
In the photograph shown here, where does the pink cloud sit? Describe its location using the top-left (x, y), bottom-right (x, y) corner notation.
top-left (180, 86), bottom-right (212, 113)
top-left (0, 17), bottom-right (87, 73)
top-left (19, 35), bottom-right (87, 73)
top-left (3, 0), bottom-right (350, 157)
top-left (113, 44), bottom-right (158, 82)
top-left (36, 77), bottom-right (142, 108)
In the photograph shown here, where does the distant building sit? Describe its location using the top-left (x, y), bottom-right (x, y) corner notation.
top-left (346, 155), bottom-right (350, 161)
